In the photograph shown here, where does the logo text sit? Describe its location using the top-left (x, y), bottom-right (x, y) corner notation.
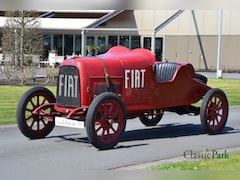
top-left (125, 69), bottom-right (146, 89)
top-left (58, 74), bottom-right (78, 98)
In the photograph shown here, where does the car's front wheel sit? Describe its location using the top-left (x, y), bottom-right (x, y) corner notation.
top-left (86, 92), bottom-right (126, 150)
top-left (16, 86), bottom-right (55, 139)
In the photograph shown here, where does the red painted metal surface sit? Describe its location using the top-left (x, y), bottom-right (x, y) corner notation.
top-left (55, 46), bottom-right (210, 118)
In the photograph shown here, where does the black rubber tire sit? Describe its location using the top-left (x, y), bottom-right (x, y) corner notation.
top-left (139, 110), bottom-right (163, 126)
top-left (16, 86), bottom-right (55, 139)
top-left (86, 92), bottom-right (126, 150)
top-left (200, 88), bottom-right (228, 134)
top-left (195, 73), bottom-right (208, 84)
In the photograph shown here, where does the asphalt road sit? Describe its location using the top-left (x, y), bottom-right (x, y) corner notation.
top-left (0, 106), bottom-right (239, 177)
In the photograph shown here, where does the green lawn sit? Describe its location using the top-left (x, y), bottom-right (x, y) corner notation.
top-left (0, 85), bottom-right (56, 125)
top-left (152, 151), bottom-right (240, 170)
top-left (208, 79), bottom-right (240, 106)
top-left (0, 78), bottom-right (239, 125)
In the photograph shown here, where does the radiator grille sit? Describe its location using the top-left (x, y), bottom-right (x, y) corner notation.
top-left (56, 66), bottom-right (80, 107)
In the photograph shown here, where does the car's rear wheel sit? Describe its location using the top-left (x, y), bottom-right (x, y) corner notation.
top-left (200, 88), bottom-right (228, 134)
top-left (139, 109), bottom-right (163, 126)
top-left (86, 92), bottom-right (126, 150)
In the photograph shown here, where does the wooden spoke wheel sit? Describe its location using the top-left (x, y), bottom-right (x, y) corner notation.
top-left (200, 88), bottom-right (229, 134)
top-left (139, 109), bottom-right (163, 126)
top-left (16, 86), bottom-right (55, 139)
top-left (86, 92), bottom-right (126, 150)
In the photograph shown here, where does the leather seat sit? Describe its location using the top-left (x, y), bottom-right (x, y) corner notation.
top-left (154, 62), bottom-right (180, 82)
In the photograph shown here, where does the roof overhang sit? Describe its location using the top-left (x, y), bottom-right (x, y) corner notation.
top-left (0, 10), bottom-right (118, 31)
top-left (40, 18), bottom-right (98, 30)
top-left (86, 10), bottom-right (124, 28)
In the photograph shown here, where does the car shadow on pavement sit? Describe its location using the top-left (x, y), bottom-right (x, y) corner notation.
top-left (48, 123), bottom-right (237, 150)
top-left (120, 123), bottom-right (236, 144)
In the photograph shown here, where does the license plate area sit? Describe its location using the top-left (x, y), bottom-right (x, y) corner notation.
top-left (55, 117), bottom-right (85, 129)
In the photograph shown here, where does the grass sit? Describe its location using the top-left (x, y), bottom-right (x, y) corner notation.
top-left (0, 85), bottom-right (56, 125)
top-left (152, 151), bottom-right (240, 170)
top-left (207, 79), bottom-right (240, 106)
top-left (0, 78), bottom-right (239, 125)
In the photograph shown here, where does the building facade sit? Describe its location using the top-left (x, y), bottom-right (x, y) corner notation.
top-left (0, 10), bottom-right (240, 71)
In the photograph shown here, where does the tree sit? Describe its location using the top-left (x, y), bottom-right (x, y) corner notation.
top-left (2, 10), bottom-right (43, 84)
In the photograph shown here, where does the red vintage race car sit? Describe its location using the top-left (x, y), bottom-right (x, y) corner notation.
top-left (16, 46), bottom-right (229, 150)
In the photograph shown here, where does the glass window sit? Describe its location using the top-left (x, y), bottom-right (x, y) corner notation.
top-left (131, 36), bottom-right (140, 49)
top-left (120, 36), bottom-right (129, 48)
top-left (87, 36), bottom-right (94, 46)
top-left (108, 36), bottom-right (117, 47)
top-left (144, 37), bottom-right (151, 50)
top-left (53, 34), bottom-right (63, 55)
top-left (0, 31), bottom-right (2, 48)
top-left (86, 36), bottom-right (95, 56)
top-left (97, 36), bottom-right (106, 54)
top-left (75, 35), bottom-right (81, 56)
top-left (43, 35), bottom-right (51, 59)
top-left (64, 35), bottom-right (73, 56)
top-left (155, 37), bottom-right (163, 61)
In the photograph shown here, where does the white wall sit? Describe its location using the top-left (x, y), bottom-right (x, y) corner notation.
top-left (134, 10), bottom-right (240, 36)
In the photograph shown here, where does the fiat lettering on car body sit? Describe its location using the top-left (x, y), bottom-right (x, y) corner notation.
top-left (125, 69), bottom-right (146, 89)
top-left (58, 74), bottom-right (78, 98)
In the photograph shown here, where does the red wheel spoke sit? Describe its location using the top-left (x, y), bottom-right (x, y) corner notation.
top-left (110, 126), bottom-right (117, 133)
top-left (101, 113), bottom-right (108, 121)
top-left (216, 98), bottom-right (222, 107)
top-left (212, 119), bottom-right (215, 126)
top-left (206, 109), bottom-right (211, 119)
top-left (216, 106), bottom-right (222, 111)
top-left (29, 120), bottom-right (36, 129)
top-left (113, 117), bottom-right (119, 123)
top-left (37, 96), bottom-right (40, 106)
top-left (218, 113), bottom-right (223, 117)
top-left (207, 101), bottom-right (212, 108)
top-left (25, 115), bottom-right (33, 121)
top-left (99, 106), bottom-right (109, 120)
top-left (26, 108), bottom-right (33, 112)
top-left (37, 120), bottom-right (40, 130)
top-left (112, 109), bottom-right (119, 119)
top-left (107, 129), bottom-right (111, 140)
top-left (107, 101), bottom-right (117, 115)
top-left (40, 119), bottom-right (47, 126)
top-left (103, 103), bottom-right (110, 113)
top-left (101, 129), bottom-right (106, 138)
top-left (108, 103), bottom-right (113, 114)
top-left (30, 99), bottom-right (35, 108)
top-left (95, 125), bottom-right (103, 133)
top-left (41, 98), bottom-right (47, 105)
top-left (213, 97), bottom-right (217, 104)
